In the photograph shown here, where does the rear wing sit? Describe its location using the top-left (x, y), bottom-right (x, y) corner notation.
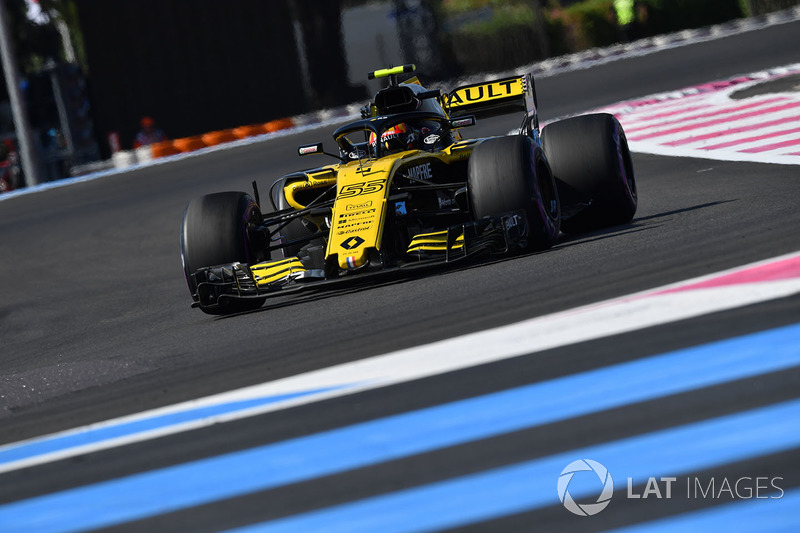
top-left (444, 72), bottom-right (540, 134)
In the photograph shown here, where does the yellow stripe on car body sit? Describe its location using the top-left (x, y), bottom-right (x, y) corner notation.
top-left (250, 258), bottom-right (307, 287)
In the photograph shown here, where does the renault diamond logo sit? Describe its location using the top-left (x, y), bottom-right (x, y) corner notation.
top-left (341, 236), bottom-right (365, 250)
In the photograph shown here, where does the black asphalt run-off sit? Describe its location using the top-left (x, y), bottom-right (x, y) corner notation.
top-left (731, 73), bottom-right (800, 99)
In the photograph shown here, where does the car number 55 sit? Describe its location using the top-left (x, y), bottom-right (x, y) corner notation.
top-left (338, 179), bottom-right (385, 199)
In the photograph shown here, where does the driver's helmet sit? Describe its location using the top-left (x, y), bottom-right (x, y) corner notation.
top-left (369, 123), bottom-right (418, 155)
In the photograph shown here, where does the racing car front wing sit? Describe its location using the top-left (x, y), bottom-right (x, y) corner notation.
top-left (190, 212), bottom-right (529, 312)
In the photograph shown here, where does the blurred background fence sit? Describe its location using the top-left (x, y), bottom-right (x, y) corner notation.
top-left (0, 0), bottom-right (797, 189)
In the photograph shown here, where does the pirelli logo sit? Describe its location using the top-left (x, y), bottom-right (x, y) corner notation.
top-left (447, 77), bottom-right (523, 108)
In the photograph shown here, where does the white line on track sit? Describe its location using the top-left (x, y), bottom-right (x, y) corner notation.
top-left (2, 251), bottom-right (799, 474)
top-left (625, 142), bottom-right (800, 165)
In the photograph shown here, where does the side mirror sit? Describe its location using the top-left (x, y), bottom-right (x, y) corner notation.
top-left (298, 142), bottom-right (348, 163)
top-left (298, 143), bottom-right (324, 156)
top-left (449, 115), bottom-right (476, 129)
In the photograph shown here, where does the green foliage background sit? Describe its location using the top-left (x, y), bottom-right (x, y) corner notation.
top-left (436, 0), bottom-right (798, 75)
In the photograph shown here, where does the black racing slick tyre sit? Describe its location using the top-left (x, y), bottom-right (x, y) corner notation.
top-left (541, 113), bottom-right (637, 234)
top-left (180, 191), bottom-right (266, 315)
top-left (468, 135), bottom-right (560, 250)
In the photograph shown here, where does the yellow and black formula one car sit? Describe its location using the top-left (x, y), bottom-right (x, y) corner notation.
top-left (180, 65), bottom-right (637, 314)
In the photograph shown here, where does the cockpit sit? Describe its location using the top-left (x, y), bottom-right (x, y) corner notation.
top-left (334, 112), bottom-right (454, 160)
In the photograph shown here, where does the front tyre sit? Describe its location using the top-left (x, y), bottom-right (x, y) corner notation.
top-left (468, 135), bottom-right (560, 250)
top-left (180, 191), bottom-right (266, 315)
top-left (541, 113), bottom-right (637, 234)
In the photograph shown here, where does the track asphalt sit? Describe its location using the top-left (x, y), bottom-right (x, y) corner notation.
top-left (0, 17), bottom-right (798, 533)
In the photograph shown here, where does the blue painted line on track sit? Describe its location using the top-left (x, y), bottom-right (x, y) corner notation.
top-left (607, 489), bottom-right (800, 533)
top-left (3, 319), bottom-right (800, 473)
top-left (224, 401), bottom-right (800, 533)
top-left (0, 385), bottom-right (353, 466)
top-left (0, 323), bottom-right (798, 532)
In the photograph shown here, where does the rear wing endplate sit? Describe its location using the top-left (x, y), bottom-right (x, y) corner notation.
top-left (444, 73), bottom-right (539, 134)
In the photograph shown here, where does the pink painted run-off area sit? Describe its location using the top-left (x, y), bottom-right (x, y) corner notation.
top-left (595, 65), bottom-right (800, 162)
top-left (739, 137), bottom-right (800, 153)
top-left (617, 102), bottom-right (710, 125)
top-left (652, 255), bottom-right (800, 296)
top-left (619, 76), bottom-right (770, 113)
top-left (623, 97), bottom-right (789, 134)
top-left (626, 101), bottom-right (800, 141)
top-left (675, 120), bottom-right (800, 149)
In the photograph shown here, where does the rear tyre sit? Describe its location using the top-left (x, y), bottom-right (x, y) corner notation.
top-left (181, 191), bottom-right (266, 315)
top-left (468, 135), bottom-right (560, 250)
top-left (541, 113), bottom-right (637, 234)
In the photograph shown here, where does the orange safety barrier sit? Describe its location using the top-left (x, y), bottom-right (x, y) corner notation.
top-left (147, 117), bottom-right (296, 160)
top-left (173, 136), bottom-right (208, 153)
top-left (232, 124), bottom-right (267, 139)
top-left (150, 140), bottom-right (181, 158)
top-left (264, 118), bottom-right (295, 133)
top-left (201, 129), bottom-right (238, 146)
